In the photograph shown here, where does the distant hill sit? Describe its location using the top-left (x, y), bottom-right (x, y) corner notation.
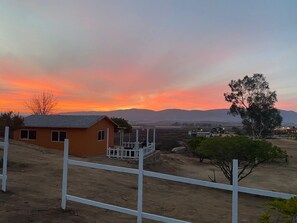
top-left (61, 109), bottom-right (297, 125)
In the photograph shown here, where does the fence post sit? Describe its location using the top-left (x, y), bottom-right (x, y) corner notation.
top-left (137, 148), bottom-right (144, 223)
top-left (2, 126), bottom-right (9, 192)
top-left (232, 159), bottom-right (238, 223)
top-left (61, 139), bottom-right (69, 209)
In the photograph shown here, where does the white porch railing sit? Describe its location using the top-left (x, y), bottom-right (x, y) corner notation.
top-left (121, 141), bottom-right (140, 148)
top-left (107, 143), bottom-right (155, 159)
top-left (0, 126), bottom-right (9, 192)
top-left (110, 128), bottom-right (156, 159)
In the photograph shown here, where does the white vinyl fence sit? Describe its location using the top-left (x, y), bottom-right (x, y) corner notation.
top-left (0, 126), bottom-right (9, 192)
top-left (61, 138), bottom-right (295, 223)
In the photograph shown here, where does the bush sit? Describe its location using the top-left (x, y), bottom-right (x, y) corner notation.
top-left (187, 137), bottom-right (207, 162)
top-left (0, 111), bottom-right (24, 138)
top-left (197, 136), bottom-right (287, 184)
top-left (259, 197), bottom-right (297, 223)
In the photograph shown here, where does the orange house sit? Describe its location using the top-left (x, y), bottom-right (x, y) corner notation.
top-left (14, 115), bottom-right (118, 157)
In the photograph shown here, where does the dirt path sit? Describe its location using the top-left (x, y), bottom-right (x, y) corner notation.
top-left (0, 138), bottom-right (296, 222)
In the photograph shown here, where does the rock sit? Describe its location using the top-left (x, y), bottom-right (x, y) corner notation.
top-left (171, 146), bottom-right (186, 154)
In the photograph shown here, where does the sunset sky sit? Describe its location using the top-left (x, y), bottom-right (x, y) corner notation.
top-left (0, 0), bottom-right (296, 113)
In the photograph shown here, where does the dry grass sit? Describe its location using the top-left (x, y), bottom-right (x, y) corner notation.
top-left (0, 138), bottom-right (296, 222)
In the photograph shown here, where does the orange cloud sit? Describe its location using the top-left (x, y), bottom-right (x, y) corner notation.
top-left (1, 56), bottom-right (295, 114)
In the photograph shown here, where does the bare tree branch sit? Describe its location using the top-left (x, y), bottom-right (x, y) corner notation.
top-left (26, 92), bottom-right (58, 115)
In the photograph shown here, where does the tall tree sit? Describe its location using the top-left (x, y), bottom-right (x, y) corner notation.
top-left (224, 74), bottom-right (282, 138)
top-left (26, 92), bottom-right (58, 115)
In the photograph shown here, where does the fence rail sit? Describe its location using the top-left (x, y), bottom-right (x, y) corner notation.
top-left (0, 126), bottom-right (9, 192)
top-left (61, 138), bottom-right (295, 223)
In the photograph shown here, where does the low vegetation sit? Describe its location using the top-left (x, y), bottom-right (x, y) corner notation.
top-left (191, 136), bottom-right (287, 184)
top-left (187, 137), bottom-right (207, 162)
top-left (259, 197), bottom-right (297, 223)
top-left (0, 111), bottom-right (24, 138)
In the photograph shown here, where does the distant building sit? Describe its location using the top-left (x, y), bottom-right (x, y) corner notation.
top-left (274, 126), bottom-right (297, 135)
top-left (14, 115), bottom-right (118, 157)
top-left (188, 130), bottom-right (211, 138)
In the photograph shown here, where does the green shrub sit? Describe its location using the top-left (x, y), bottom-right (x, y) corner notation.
top-left (197, 136), bottom-right (287, 184)
top-left (259, 197), bottom-right (297, 223)
top-left (187, 137), bottom-right (207, 162)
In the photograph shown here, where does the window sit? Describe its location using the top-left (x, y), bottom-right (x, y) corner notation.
top-left (98, 130), bottom-right (104, 141)
top-left (20, 130), bottom-right (36, 140)
top-left (52, 131), bottom-right (59, 141)
top-left (20, 130), bottom-right (28, 139)
top-left (60, 131), bottom-right (66, 142)
top-left (51, 131), bottom-right (66, 142)
top-left (29, 130), bottom-right (37, 139)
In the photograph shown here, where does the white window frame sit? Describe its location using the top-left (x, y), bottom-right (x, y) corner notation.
top-left (98, 130), bottom-right (105, 141)
top-left (51, 130), bottom-right (67, 142)
top-left (20, 129), bottom-right (37, 140)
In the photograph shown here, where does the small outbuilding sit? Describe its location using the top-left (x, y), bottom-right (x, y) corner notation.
top-left (14, 115), bottom-right (118, 157)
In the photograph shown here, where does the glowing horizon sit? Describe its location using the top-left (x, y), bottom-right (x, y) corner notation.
top-left (1, 1), bottom-right (296, 113)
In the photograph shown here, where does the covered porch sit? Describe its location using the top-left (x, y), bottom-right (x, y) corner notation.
top-left (106, 128), bottom-right (156, 159)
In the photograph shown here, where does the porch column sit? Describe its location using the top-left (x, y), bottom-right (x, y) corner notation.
top-left (106, 128), bottom-right (109, 149)
top-left (146, 128), bottom-right (149, 147)
top-left (119, 129), bottom-right (124, 147)
top-left (136, 129), bottom-right (139, 150)
top-left (121, 129), bottom-right (124, 146)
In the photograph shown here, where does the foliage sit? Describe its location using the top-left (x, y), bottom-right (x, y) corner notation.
top-left (197, 136), bottom-right (287, 184)
top-left (259, 197), bottom-right (297, 223)
top-left (224, 74), bottom-right (282, 138)
top-left (111, 117), bottom-right (132, 133)
top-left (231, 126), bottom-right (244, 135)
top-left (0, 111), bottom-right (24, 138)
top-left (26, 91), bottom-right (58, 115)
top-left (188, 137), bottom-right (207, 162)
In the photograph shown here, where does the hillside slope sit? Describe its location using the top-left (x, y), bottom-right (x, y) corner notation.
top-left (62, 109), bottom-right (297, 124)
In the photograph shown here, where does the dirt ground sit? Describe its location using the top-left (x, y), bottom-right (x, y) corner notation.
top-left (0, 138), bottom-right (297, 223)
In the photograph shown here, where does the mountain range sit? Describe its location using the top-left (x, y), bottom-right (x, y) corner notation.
top-left (62, 109), bottom-right (297, 125)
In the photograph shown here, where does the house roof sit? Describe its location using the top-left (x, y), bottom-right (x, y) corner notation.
top-left (24, 115), bottom-right (116, 129)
